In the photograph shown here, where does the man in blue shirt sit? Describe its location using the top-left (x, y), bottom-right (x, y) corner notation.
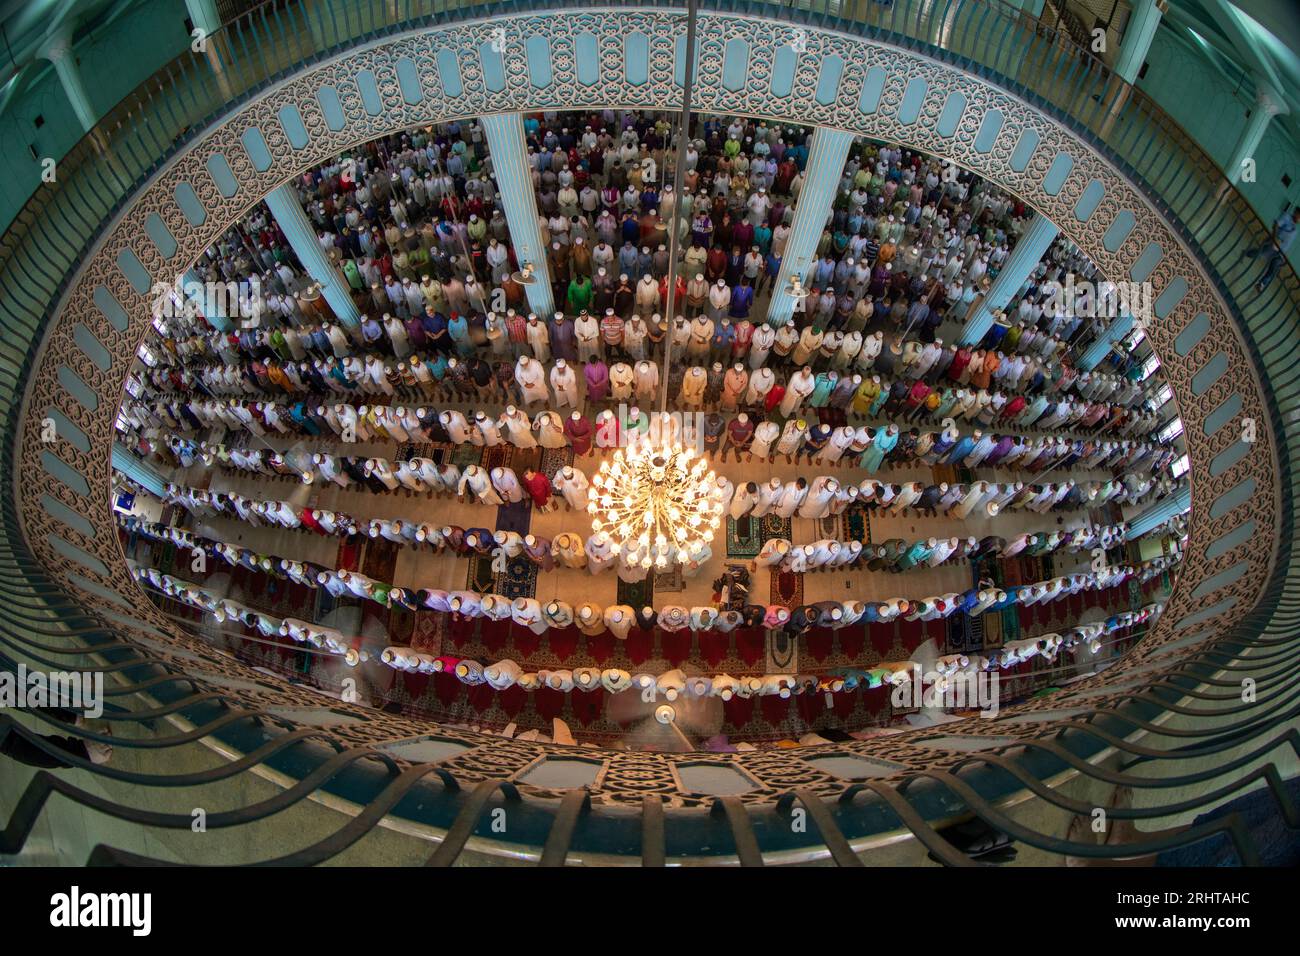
top-left (1240, 208), bottom-right (1298, 292)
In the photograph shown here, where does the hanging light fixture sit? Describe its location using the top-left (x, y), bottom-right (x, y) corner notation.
top-left (511, 261), bottom-right (539, 285)
top-left (587, 433), bottom-right (724, 570)
top-left (784, 273), bottom-right (811, 300)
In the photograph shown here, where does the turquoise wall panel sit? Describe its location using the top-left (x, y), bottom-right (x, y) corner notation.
top-left (205, 154), bottom-right (239, 198)
top-left (1175, 313), bottom-right (1211, 354)
top-left (1191, 352), bottom-right (1228, 394)
top-left (115, 248), bottom-right (152, 295)
top-left (92, 286), bottom-right (129, 332)
top-left (1189, 561), bottom-right (1248, 600)
top-left (72, 324), bottom-right (111, 372)
top-left (816, 55), bottom-right (845, 106)
top-left (436, 50), bottom-right (462, 97)
top-left (1154, 277), bottom-right (1188, 317)
top-left (625, 32), bottom-right (649, 85)
top-left (526, 36), bottom-right (552, 88)
top-left (973, 109), bottom-right (1003, 153)
top-left (1206, 521), bottom-right (1254, 560)
top-left (1203, 393), bottom-right (1242, 436)
top-left (41, 451), bottom-right (91, 497)
top-left (478, 46), bottom-right (507, 93)
top-left (278, 104), bottom-right (310, 148)
top-left (356, 69), bottom-right (384, 113)
top-left (317, 85), bottom-right (347, 129)
top-left (1209, 478), bottom-right (1254, 519)
top-left (770, 44), bottom-right (796, 98)
top-left (1073, 180), bottom-right (1105, 221)
top-left (240, 127), bottom-right (274, 172)
top-left (174, 181), bottom-right (206, 226)
top-left (47, 533), bottom-right (109, 578)
top-left (936, 92), bottom-right (966, 137)
top-left (1130, 242), bottom-right (1162, 282)
top-left (858, 67), bottom-right (886, 114)
top-left (41, 495), bottom-right (96, 539)
top-left (723, 38), bottom-right (749, 92)
top-left (1209, 440), bottom-right (1250, 477)
top-left (1009, 128), bottom-right (1039, 171)
top-left (43, 408), bottom-right (91, 453)
top-left (396, 57), bottom-right (424, 104)
top-left (1102, 210), bottom-right (1136, 251)
top-left (57, 364), bottom-right (99, 412)
top-left (1042, 153), bottom-right (1073, 195)
top-left (144, 213), bottom-right (177, 259)
top-left (897, 76), bottom-right (927, 124)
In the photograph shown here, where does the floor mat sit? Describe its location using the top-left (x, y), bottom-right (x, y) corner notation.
top-left (496, 555), bottom-right (539, 599)
top-left (770, 569), bottom-right (804, 608)
top-left (726, 515), bottom-right (763, 558)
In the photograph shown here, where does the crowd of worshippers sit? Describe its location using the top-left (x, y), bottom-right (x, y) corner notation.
top-left (131, 520), bottom-right (1172, 646)
top-left (145, 109), bottom-right (1147, 426)
top-left (137, 297), bottom-right (1156, 422)
top-left (144, 396), bottom-right (1175, 491)
top-left (133, 560), bottom-right (1161, 709)
top-left (127, 330), bottom-right (1167, 450)
top-left (126, 485), bottom-right (1135, 584)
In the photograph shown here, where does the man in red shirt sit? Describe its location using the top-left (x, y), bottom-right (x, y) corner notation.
top-left (947, 346), bottom-right (972, 382)
top-left (721, 413), bottom-right (754, 462)
top-left (522, 469), bottom-right (554, 511)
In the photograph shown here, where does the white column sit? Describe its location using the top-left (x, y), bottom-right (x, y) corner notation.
top-left (1227, 83), bottom-right (1286, 185)
top-left (43, 32), bottom-right (96, 133)
top-left (1114, 0), bottom-right (1166, 85)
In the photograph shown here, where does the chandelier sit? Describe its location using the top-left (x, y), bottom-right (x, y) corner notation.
top-left (587, 438), bottom-right (724, 569)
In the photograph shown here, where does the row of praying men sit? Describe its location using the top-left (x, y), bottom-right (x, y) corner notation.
top-left (134, 317), bottom-right (1152, 420)
top-left (128, 511), bottom-right (1179, 627)
top-left (133, 562), bottom-right (1159, 701)
top-left (129, 346), bottom-right (1162, 446)
top-left (124, 514), bottom-right (1134, 593)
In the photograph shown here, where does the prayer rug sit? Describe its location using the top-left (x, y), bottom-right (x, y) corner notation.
top-left (817, 515), bottom-right (838, 539)
top-left (654, 565), bottom-right (685, 592)
top-left (451, 444), bottom-right (483, 468)
top-left (495, 498), bottom-right (532, 535)
top-left (760, 513), bottom-right (792, 542)
top-left (539, 446), bottom-right (575, 479)
top-left (841, 504), bottom-right (870, 543)
top-left (496, 555), bottom-right (539, 599)
top-left (361, 538), bottom-right (399, 584)
top-left (482, 443), bottom-right (515, 471)
top-left (466, 553), bottom-right (496, 593)
top-left (336, 536), bottom-right (363, 572)
top-left (726, 515), bottom-right (763, 558)
top-left (616, 575), bottom-right (653, 608)
top-left (770, 569), bottom-right (804, 608)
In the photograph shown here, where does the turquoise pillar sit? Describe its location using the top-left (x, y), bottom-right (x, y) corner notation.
top-left (1114, 0), bottom-right (1164, 85)
top-left (479, 113), bottom-right (555, 316)
top-left (1127, 484), bottom-right (1190, 539)
top-left (767, 128), bottom-right (855, 328)
top-left (44, 32), bottom-right (96, 133)
top-left (112, 444), bottom-right (167, 499)
top-left (183, 269), bottom-right (231, 332)
top-left (184, 0), bottom-right (223, 35)
top-left (958, 212), bottom-right (1059, 346)
top-left (1079, 312), bottom-right (1135, 371)
top-left (264, 183), bottom-right (361, 327)
top-left (1227, 83), bottom-right (1285, 185)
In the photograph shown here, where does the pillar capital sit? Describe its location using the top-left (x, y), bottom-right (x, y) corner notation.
top-left (1255, 83), bottom-right (1287, 118)
top-left (42, 30), bottom-right (75, 64)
